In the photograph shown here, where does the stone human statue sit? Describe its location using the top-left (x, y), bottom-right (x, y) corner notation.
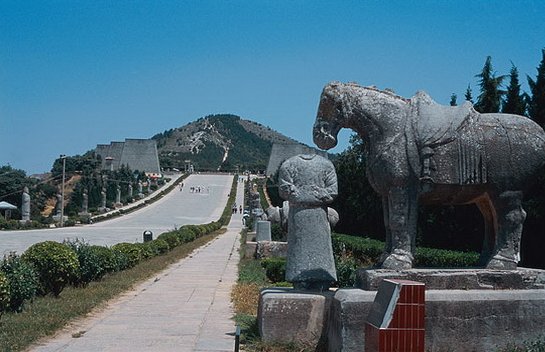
top-left (82, 189), bottom-right (89, 214)
top-left (21, 186), bottom-right (30, 221)
top-left (279, 154), bottom-right (338, 291)
top-left (147, 179), bottom-right (151, 193)
top-left (128, 183), bottom-right (133, 198)
top-left (101, 188), bottom-right (107, 208)
top-left (267, 200), bottom-right (340, 232)
top-left (116, 185), bottom-right (121, 204)
top-left (55, 192), bottom-right (62, 216)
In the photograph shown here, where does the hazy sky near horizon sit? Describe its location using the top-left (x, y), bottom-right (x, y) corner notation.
top-left (1, 1), bottom-right (544, 174)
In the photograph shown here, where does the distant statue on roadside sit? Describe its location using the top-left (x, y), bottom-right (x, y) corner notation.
top-left (279, 154), bottom-right (338, 291)
top-left (313, 81), bottom-right (545, 270)
top-left (101, 188), bottom-right (107, 209)
top-left (81, 189), bottom-right (89, 214)
top-left (55, 192), bottom-right (62, 216)
top-left (128, 183), bottom-right (133, 198)
top-left (21, 186), bottom-right (30, 221)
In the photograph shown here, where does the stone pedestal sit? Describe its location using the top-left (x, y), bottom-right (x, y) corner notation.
top-left (258, 288), bottom-right (333, 350)
top-left (327, 287), bottom-right (545, 352)
top-left (357, 268), bottom-right (545, 290)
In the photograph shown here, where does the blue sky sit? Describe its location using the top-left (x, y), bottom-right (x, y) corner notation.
top-left (1, 1), bottom-right (544, 174)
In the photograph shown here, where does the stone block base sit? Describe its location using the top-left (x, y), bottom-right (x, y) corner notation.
top-left (244, 241), bottom-right (257, 259)
top-left (328, 288), bottom-right (545, 352)
top-left (357, 268), bottom-right (545, 290)
top-left (258, 288), bottom-right (333, 350)
top-left (256, 241), bottom-right (288, 259)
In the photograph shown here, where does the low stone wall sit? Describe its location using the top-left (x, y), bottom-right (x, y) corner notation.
top-left (256, 241), bottom-right (288, 259)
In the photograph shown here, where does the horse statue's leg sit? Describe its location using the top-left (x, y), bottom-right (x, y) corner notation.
top-left (476, 197), bottom-right (497, 266)
top-left (377, 196), bottom-right (392, 265)
top-left (486, 191), bottom-right (526, 270)
top-left (381, 186), bottom-right (418, 270)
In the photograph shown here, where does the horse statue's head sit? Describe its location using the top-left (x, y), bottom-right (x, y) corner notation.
top-left (313, 82), bottom-right (347, 150)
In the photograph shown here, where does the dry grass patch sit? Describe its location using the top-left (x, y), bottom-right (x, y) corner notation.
top-left (232, 282), bottom-right (260, 315)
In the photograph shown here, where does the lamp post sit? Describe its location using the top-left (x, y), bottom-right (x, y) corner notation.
top-left (60, 154), bottom-right (66, 227)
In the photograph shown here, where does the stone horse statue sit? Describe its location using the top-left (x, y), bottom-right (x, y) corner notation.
top-left (313, 81), bottom-right (545, 270)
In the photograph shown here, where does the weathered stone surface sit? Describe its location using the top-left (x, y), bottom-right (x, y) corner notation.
top-left (357, 268), bottom-right (545, 290)
top-left (256, 220), bottom-right (272, 241)
top-left (328, 288), bottom-right (545, 352)
top-left (256, 241), bottom-right (288, 259)
top-left (279, 154), bottom-right (338, 290)
top-left (313, 81), bottom-right (545, 270)
top-left (327, 289), bottom-right (376, 352)
top-left (266, 142), bottom-right (327, 177)
top-left (258, 288), bottom-right (333, 350)
top-left (267, 200), bottom-right (340, 231)
top-left (21, 186), bottom-right (30, 221)
top-left (244, 241), bottom-right (257, 259)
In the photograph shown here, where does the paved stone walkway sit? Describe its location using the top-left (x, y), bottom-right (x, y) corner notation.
top-left (30, 180), bottom-right (244, 352)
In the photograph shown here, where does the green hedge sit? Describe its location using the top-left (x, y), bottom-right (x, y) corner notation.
top-left (22, 241), bottom-right (80, 296)
top-left (0, 253), bottom-right (39, 312)
top-left (332, 233), bottom-right (479, 268)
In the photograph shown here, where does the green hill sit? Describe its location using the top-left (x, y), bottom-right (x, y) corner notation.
top-left (152, 114), bottom-right (301, 172)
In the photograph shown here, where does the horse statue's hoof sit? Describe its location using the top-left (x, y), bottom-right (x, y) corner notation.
top-left (381, 252), bottom-right (413, 270)
top-left (486, 256), bottom-right (518, 270)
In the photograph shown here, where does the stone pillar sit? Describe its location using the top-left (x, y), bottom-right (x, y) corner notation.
top-left (21, 186), bottom-right (30, 221)
top-left (115, 185), bottom-right (122, 207)
top-left (365, 279), bottom-right (425, 352)
top-left (138, 181), bottom-right (144, 198)
top-left (128, 183), bottom-right (133, 198)
top-left (82, 189), bottom-right (89, 214)
top-left (256, 220), bottom-right (272, 241)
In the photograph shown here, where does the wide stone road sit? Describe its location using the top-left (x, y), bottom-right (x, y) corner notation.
top-left (0, 174), bottom-right (233, 255)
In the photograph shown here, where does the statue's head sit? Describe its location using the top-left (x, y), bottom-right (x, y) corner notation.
top-left (313, 82), bottom-right (345, 150)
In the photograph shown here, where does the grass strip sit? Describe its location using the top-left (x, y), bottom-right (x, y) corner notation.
top-left (0, 230), bottom-right (223, 352)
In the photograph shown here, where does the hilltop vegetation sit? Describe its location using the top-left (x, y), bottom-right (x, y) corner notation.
top-left (152, 114), bottom-right (299, 172)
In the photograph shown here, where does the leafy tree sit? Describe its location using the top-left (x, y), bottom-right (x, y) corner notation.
top-left (464, 84), bottom-right (474, 103)
top-left (331, 135), bottom-right (384, 239)
top-left (449, 93), bottom-right (457, 106)
top-left (474, 56), bottom-right (505, 113)
top-left (502, 64), bottom-right (527, 115)
top-left (528, 48), bottom-right (545, 127)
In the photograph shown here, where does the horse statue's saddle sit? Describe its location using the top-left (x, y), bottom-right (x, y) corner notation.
top-left (406, 92), bottom-right (487, 185)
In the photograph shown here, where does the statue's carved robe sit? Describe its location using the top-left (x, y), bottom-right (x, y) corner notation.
top-left (278, 154), bottom-right (338, 287)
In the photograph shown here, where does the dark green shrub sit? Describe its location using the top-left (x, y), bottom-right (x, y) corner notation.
top-left (111, 243), bottom-right (142, 268)
top-left (64, 240), bottom-right (115, 286)
top-left (135, 243), bottom-right (154, 259)
top-left (148, 239), bottom-right (170, 254)
top-left (334, 254), bottom-right (358, 288)
top-left (1, 252), bottom-right (39, 312)
top-left (111, 249), bottom-right (130, 271)
top-left (177, 228), bottom-right (196, 243)
top-left (414, 247), bottom-right (479, 268)
top-left (271, 223), bottom-right (286, 241)
top-left (22, 241), bottom-right (80, 296)
top-left (261, 258), bottom-right (286, 283)
top-left (90, 245), bottom-right (118, 274)
top-left (157, 232), bottom-right (181, 248)
top-left (0, 271), bottom-right (10, 313)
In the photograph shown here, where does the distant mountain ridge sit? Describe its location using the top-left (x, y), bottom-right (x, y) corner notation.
top-left (152, 114), bottom-right (304, 172)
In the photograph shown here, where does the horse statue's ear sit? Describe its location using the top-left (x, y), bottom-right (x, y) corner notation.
top-left (384, 88), bottom-right (395, 94)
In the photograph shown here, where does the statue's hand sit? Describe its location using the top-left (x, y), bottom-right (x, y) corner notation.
top-left (311, 185), bottom-right (333, 203)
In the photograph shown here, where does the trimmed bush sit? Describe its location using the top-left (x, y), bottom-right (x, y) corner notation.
top-left (177, 228), bottom-right (196, 243)
top-left (135, 243), bottom-right (154, 259)
top-left (0, 271), bottom-right (10, 313)
top-left (64, 240), bottom-right (117, 286)
top-left (111, 243), bottom-right (142, 268)
top-left (157, 232), bottom-right (181, 249)
top-left (261, 258), bottom-right (286, 283)
top-left (1, 253), bottom-right (39, 312)
top-left (22, 241), bottom-right (80, 296)
top-left (148, 239), bottom-right (170, 255)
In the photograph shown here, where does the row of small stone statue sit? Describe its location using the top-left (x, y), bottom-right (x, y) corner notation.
top-left (19, 180), bottom-right (152, 221)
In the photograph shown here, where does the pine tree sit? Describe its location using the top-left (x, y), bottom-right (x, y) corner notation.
top-left (474, 56), bottom-right (505, 113)
top-left (464, 84), bottom-right (474, 103)
top-left (450, 93), bottom-right (457, 106)
top-left (502, 64), bottom-right (527, 115)
top-left (528, 48), bottom-right (545, 127)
